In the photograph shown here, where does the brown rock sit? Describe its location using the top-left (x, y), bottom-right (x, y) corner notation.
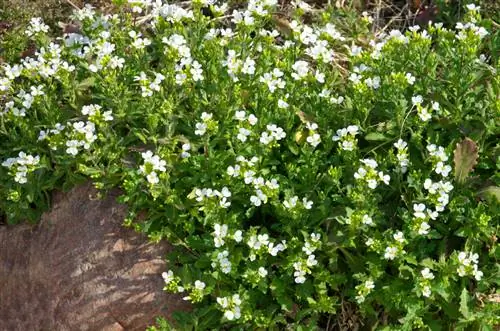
top-left (0, 183), bottom-right (190, 330)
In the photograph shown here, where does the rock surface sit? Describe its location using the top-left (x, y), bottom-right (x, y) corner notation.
top-left (0, 183), bottom-right (189, 331)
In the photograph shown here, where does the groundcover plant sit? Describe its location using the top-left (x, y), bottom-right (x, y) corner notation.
top-left (0, 0), bottom-right (498, 329)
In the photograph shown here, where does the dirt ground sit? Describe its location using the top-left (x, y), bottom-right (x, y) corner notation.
top-left (0, 183), bottom-right (189, 330)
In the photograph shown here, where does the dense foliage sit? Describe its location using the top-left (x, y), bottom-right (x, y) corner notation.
top-left (0, 1), bottom-right (498, 329)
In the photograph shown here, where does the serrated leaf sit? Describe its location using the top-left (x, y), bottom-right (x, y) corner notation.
top-left (364, 132), bottom-right (389, 141)
top-left (459, 288), bottom-right (471, 319)
top-left (454, 137), bottom-right (478, 183)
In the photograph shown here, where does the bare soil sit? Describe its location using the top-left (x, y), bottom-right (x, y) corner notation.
top-left (0, 183), bottom-right (189, 331)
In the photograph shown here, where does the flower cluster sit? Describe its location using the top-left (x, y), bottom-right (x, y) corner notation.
top-left (384, 231), bottom-right (406, 260)
top-left (259, 68), bottom-right (286, 93)
top-left (293, 233), bottom-right (320, 283)
top-left (1, 1), bottom-right (497, 328)
top-left (354, 159), bottom-right (390, 189)
top-left (191, 186), bottom-right (232, 209)
top-left (222, 50), bottom-right (256, 81)
top-left (25, 17), bottom-right (49, 37)
top-left (355, 279), bottom-right (375, 303)
top-left (457, 251), bottom-right (483, 281)
top-left (194, 112), bottom-right (217, 136)
top-left (419, 268), bottom-right (435, 298)
top-left (2, 152), bottom-right (40, 184)
top-left (134, 71), bottom-right (165, 97)
top-left (217, 294), bottom-right (242, 321)
top-left (332, 125), bottom-right (359, 151)
top-left (394, 139), bottom-right (410, 173)
top-left (139, 151), bottom-right (167, 184)
top-left (259, 124), bottom-right (286, 145)
top-left (427, 144), bottom-right (452, 178)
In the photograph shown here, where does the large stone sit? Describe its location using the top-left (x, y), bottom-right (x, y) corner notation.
top-left (0, 183), bottom-right (189, 330)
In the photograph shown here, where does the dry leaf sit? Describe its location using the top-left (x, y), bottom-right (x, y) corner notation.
top-left (453, 137), bottom-right (479, 184)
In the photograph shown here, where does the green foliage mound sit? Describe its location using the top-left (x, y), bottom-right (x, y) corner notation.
top-left (0, 1), bottom-right (498, 329)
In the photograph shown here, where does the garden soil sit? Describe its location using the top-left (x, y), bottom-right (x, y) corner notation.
top-left (0, 183), bottom-right (189, 330)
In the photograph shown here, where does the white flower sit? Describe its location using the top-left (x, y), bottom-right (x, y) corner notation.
top-left (418, 107), bottom-right (432, 121)
top-left (146, 172), bottom-right (159, 184)
top-left (302, 198), bottom-right (313, 209)
top-left (306, 254), bottom-right (318, 267)
top-left (235, 110), bottom-right (246, 121)
top-left (362, 158), bottom-right (378, 169)
top-left (294, 270), bottom-right (306, 284)
top-left (194, 280), bottom-right (206, 290)
top-left (258, 267), bottom-right (268, 277)
top-left (195, 122), bottom-right (207, 136)
top-left (393, 231), bottom-right (405, 243)
top-left (421, 268), bottom-right (435, 280)
top-left (278, 99), bottom-right (289, 109)
top-left (268, 241), bottom-right (286, 256)
top-left (422, 285), bottom-right (432, 297)
top-left (242, 57), bottom-right (256, 75)
top-left (244, 170), bottom-right (255, 184)
top-left (394, 139), bottom-right (408, 150)
top-left (413, 203), bottom-right (427, 219)
top-left (435, 161), bottom-right (452, 177)
top-left (466, 4), bottom-right (479, 11)
top-left (365, 280), bottom-right (375, 289)
top-left (291, 60), bottom-right (309, 80)
top-left (362, 214), bottom-right (373, 225)
top-left (306, 133), bottom-right (321, 147)
top-left (405, 73), bottom-right (416, 85)
top-left (284, 196), bottom-right (299, 209)
top-left (237, 127), bottom-right (251, 142)
top-left (418, 222), bottom-right (431, 235)
top-left (384, 246), bottom-right (398, 260)
top-left (224, 310), bottom-right (235, 320)
top-left (250, 195), bottom-right (262, 206)
top-left (412, 95), bottom-right (423, 105)
top-left (233, 230), bottom-right (243, 242)
top-left (181, 143), bottom-right (191, 158)
top-left (365, 76), bottom-right (380, 89)
top-left (248, 114), bottom-right (258, 125)
top-left (162, 270), bottom-right (174, 284)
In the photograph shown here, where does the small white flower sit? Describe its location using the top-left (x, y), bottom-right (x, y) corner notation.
top-left (235, 110), bottom-right (246, 121)
top-left (435, 162), bottom-right (452, 177)
top-left (384, 246), bottom-right (398, 260)
top-left (393, 231), bottom-right (405, 243)
top-left (195, 122), bottom-right (207, 136)
top-left (162, 270), bottom-right (174, 284)
top-left (413, 203), bottom-right (427, 219)
top-left (421, 268), bottom-right (435, 280)
top-left (362, 214), bottom-right (373, 225)
top-left (302, 198), bottom-right (313, 209)
top-left (406, 73), bottom-right (416, 85)
top-left (194, 280), bottom-right (206, 290)
top-left (418, 222), bottom-right (431, 235)
top-left (248, 114), bottom-right (258, 125)
top-left (422, 285), bottom-right (432, 297)
top-left (233, 230), bottom-right (243, 242)
top-left (258, 267), bottom-right (268, 278)
top-left (278, 99), bottom-right (289, 109)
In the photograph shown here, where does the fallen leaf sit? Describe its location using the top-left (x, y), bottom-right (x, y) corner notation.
top-left (453, 137), bottom-right (478, 184)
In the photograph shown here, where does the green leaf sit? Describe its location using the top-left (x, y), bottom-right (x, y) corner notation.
top-left (76, 77), bottom-right (96, 91)
top-left (454, 138), bottom-right (479, 184)
top-left (478, 186), bottom-right (500, 202)
top-left (364, 132), bottom-right (389, 141)
top-left (459, 288), bottom-right (471, 319)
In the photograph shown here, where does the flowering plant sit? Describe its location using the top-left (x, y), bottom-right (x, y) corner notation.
top-left (1, 1), bottom-right (498, 329)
